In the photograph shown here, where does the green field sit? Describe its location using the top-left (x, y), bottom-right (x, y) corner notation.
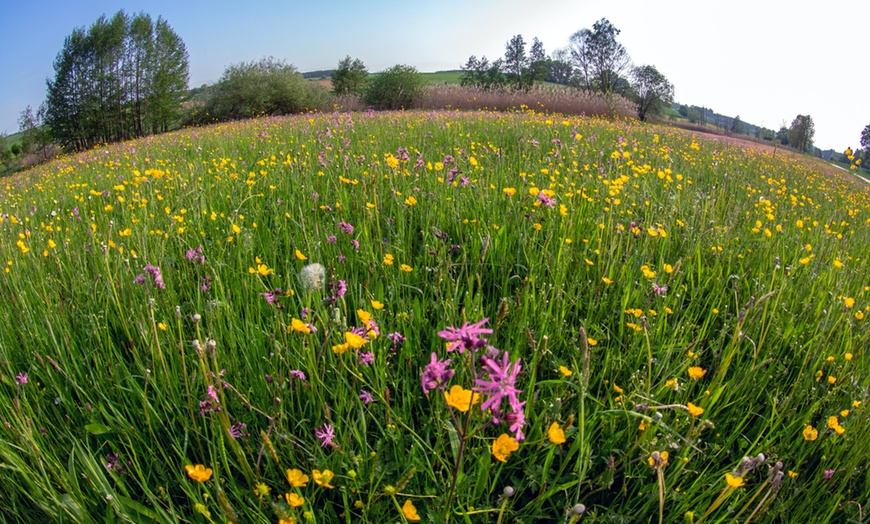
top-left (420, 71), bottom-right (464, 84)
top-left (0, 110), bottom-right (867, 523)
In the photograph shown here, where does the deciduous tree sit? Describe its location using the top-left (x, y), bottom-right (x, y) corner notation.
top-left (788, 114), bottom-right (815, 153)
top-left (629, 64), bottom-right (673, 121)
top-left (568, 18), bottom-right (632, 94)
top-left (331, 56), bottom-right (368, 96)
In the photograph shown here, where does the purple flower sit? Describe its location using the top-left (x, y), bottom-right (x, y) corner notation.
top-left (133, 273), bottom-right (147, 285)
top-left (359, 390), bottom-right (374, 404)
top-left (315, 424), bottom-right (336, 447)
top-left (421, 352), bottom-right (454, 394)
top-left (198, 399), bottom-right (219, 416)
top-left (338, 221), bottom-right (354, 235)
top-left (327, 235), bottom-right (337, 243)
top-left (138, 264), bottom-right (166, 289)
top-left (474, 350), bottom-right (524, 414)
top-left (289, 370), bottom-right (306, 381)
top-left (652, 283), bottom-right (668, 296)
top-left (503, 402), bottom-right (527, 441)
top-left (229, 422), bottom-right (249, 439)
top-left (207, 385), bottom-right (220, 403)
top-left (824, 469), bottom-right (835, 480)
top-left (387, 332), bottom-right (405, 346)
top-left (186, 246), bottom-right (205, 264)
top-left (15, 372), bottom-right (28, 385)
top-left (260, 289), bottom-right (283, 307)
top-left (358, 351), bottom-right (374, 367)
top-left (350, 239), bottom-right (359, 250)
top-left (437, 318), bottom-right (492, 354)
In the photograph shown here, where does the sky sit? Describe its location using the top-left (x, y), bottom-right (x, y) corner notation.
top-left (1, 0), bottom-right (867, 151)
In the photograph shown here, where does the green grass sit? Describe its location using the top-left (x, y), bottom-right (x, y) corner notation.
top-left (421, 71), bottom-right (463, 84)
top-left (0, 110), bottom-right (867, 523)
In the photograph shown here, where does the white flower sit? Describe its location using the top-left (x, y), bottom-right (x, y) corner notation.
top-left (298, 263), bottom-right (326, 292)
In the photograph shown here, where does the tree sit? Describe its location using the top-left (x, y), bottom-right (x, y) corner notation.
top-left (860, 124), bottom-right (870, 165)
top-left (331, 56), bottom-right (368, 96)
top-left (787, 115), bottom-right (815, 153)
top-left (776, 126), bottom-right (789, 145)
top-left (202, 57), bottom-right (318, 121)
top-left (460, 55), bottom-right (504, 90)
top-left (45, 10), bottom-right (189, 150)
top-left (503, 34), bottom-right (528, 90)
top-left (629, 65), bottom-right (673, 121)
top-left (17, 104), bottom-right (51, 157)
top-left (568, 18), bottom-right (632, 94)
top-left (731, 115), bottom-right (742, 135)
top-left (545, 48), bottom-right (574, 86)
top-left (0, 134), bottom-right (12, 172)
top-left (362, 64), bottom-right (425, 110)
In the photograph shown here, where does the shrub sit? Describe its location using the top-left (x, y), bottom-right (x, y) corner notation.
top-left (198, 57), bottom-right (327, 122)
top-left (362, 64), bottom-right (426, 110)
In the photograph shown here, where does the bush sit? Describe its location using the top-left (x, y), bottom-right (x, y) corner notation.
top-left (362, 64), bottom-right (425, 110)
top-left (197, 57), bottom-right (328, 122)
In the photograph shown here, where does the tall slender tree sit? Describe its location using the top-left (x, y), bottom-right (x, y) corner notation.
top-left (45, 10), bottom-right (188, 150)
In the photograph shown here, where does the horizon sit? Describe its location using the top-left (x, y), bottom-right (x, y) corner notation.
top-left (1, 0), bottom-right (868, 151)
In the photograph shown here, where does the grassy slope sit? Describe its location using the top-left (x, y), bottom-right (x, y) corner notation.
top-left (0, 110), bottom-right (867, 523)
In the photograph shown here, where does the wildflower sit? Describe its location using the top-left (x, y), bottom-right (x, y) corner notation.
top-left (824, 469), bottom-right (835, 480)
top-left (688, 367), bottom-right (707, 379)
top-left (648, 451), bottom-right (669, 469)
top-left (286, 469), bottom-right (309, 487)
top-left (845, 297), bottom-right (855, 308)
top-left (338, 221), bottom-right (354, 235)
top-left (285, 492), bottom-right (304, 507)
top-left (475, 350), bottom-right (523, 413)
top-left (492, 433), bottom-right (519, 462)
top-left (295, 249), bottom-right (307, 261)
top-left (559, 366), bottom-right (572, 377)
top-left (254, 482), bottom-right (271, 499)
top-left (289, 318), bottom-right (311, 334)
top-left (802, 425), bottom-right (818, 441)
top-left (402, 499), bottom-right (421, 521)
top-left (289, 370), bottom-right (306, 381)
top-left (358, 351), bottom-right (374, 366)
top-left (725, 473), bottom-right (744, 488)
top-left (687, 403), bottom-right (704, 417)
top-left (185, 464), bottom-right (213, 482)
top-left (359, 390), bottom-right (374, 404)
top-left (400, 264), bottom-right (413, 272)
top-left (548, 422), bottom-right (566, 445)
top-left (602, 277), bottom-right (613, 285)
top-left (421, 353), bottom-right (454, 394)
top-left (345, 331), bottom-right (366, 349)
top-left (387, 331), bottom-right (405, 347)
top-left (444, 385), bottom-right (480, 412)
top-left (438, 318), bottom-right (492, 353)
top-left (15, 372), bottom-right (28, 385)
top-left (312, 469), bottom-right (334, 488)
top-left (298, 263), bottom-right (325, 292)
top-left (845, 353), bottom-right (853, 361)
top-left (503, 403), bottom-right (527, 440)
top-left (229, 422), bottom-right (249, 439)
top-left (652, 283), bottom-right (668, 296)
top-left (315, 424), bottom-right (336, 447)
top-left (370, 299), bottom-right (385, 310)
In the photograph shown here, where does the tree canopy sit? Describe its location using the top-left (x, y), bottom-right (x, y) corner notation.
top-left (44, 11), bottom-right (189, 151)
top-left (630, 65), bottom-right (674, 121)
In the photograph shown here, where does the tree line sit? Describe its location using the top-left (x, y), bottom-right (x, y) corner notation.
top-left (43, 10), bottom-right (189, 151)
top-left (457, 19), bottom-right (674, 122)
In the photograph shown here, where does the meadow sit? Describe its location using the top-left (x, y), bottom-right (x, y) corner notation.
top-left (0, 109), bottom-right (867, 523)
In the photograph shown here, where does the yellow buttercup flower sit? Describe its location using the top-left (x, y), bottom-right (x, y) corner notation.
top-left (492, 433), bottom-right (519, 462)
top-left (548, 422), bottom-right (566, 445)
top-left (802, 425), bottom-right (818, 441)
top-left (312, 469), bottom-right (334, 488)
top-left (285, 492), bottom-right (304, 507)
top-left (688, 367), bottom-right (706, 379)
top-left (558, 366), bottom-right (572, 377)
top-left (687, 402), bottom-right (704, 417)
top-left (444, 385), bottom-right (480, 412)
top-left (295, 249), bottom-right (307, 261)
top-left (286, 468), bottom-right (309, 487)
top-left (725, 473), bottom-right (744, 488)
top-left (185, 464), bottom-right (213, 482)
top-left (401, 499), bottom-right (421, 521)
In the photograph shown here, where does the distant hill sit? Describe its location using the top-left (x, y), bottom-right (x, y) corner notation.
top-left (303, 70), bottom-right (333, 79)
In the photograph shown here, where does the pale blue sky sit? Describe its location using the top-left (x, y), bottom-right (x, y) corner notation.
top-left (1, 0), bottom-right (867, 150)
